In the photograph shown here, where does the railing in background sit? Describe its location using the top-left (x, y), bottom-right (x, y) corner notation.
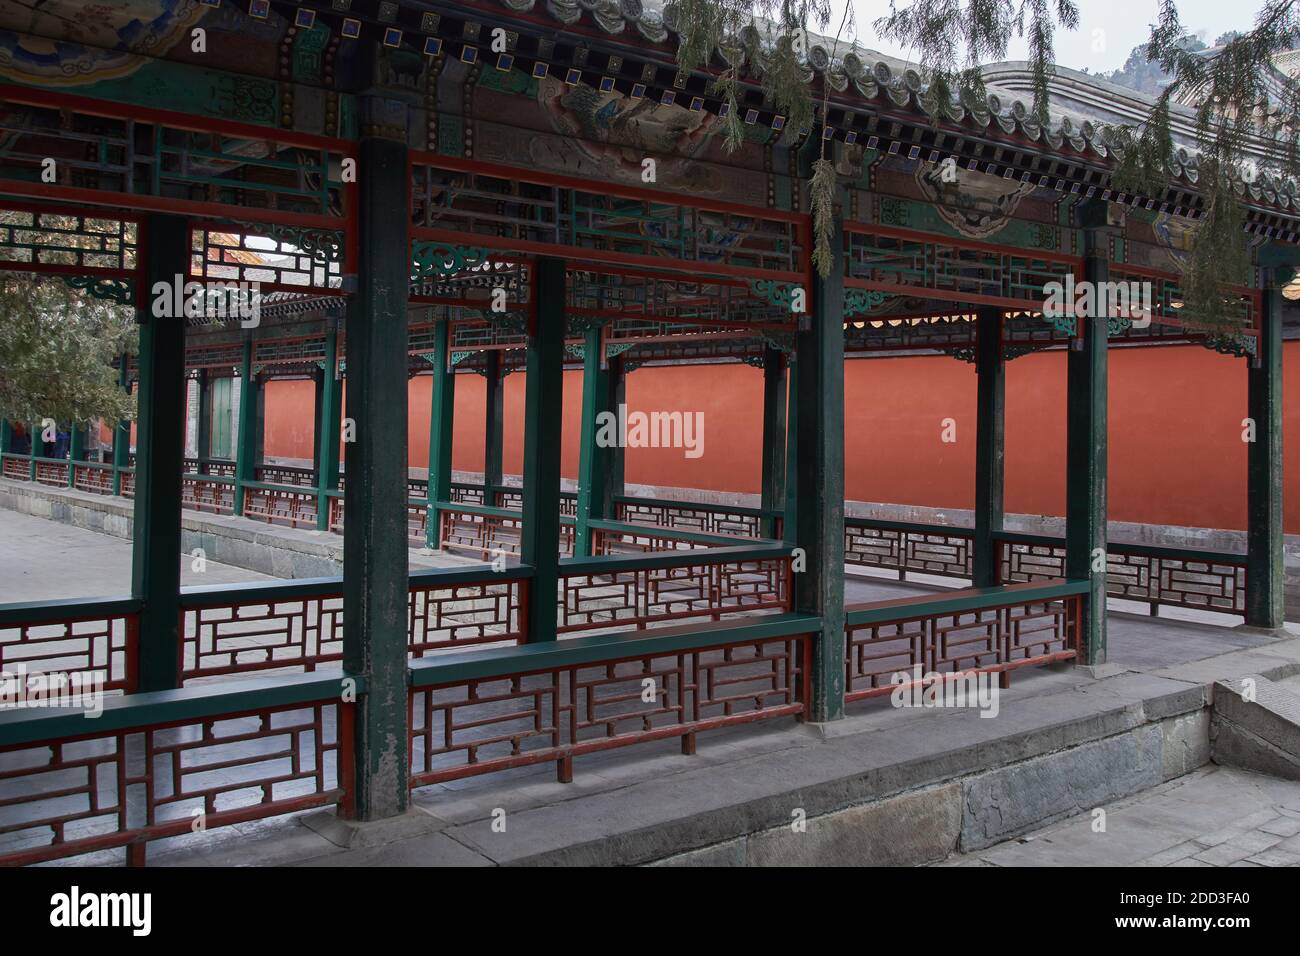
top-left (843, 516), bottom-right (1249, 618)
top-left (2, 542), bottom-right (791, 693)
top-left (1, 454), bottom-right (1250, 619)
top-left (559, 545), bottom-right (793, 634)
top-left (242, 481), bottom-right (319, 529)
top-left (997, 530), bottom-right (1248, 616)
top-left (844, 579), bottom-right (1087, 702)
top-left (614, 495), bottom-right (776, 539)
top-left (182, 473), bottom-right (237, 515)
top-left (180, 566), bottom-right (530, 681)
top-left (408, 613), bottom-right (815, 787)
top-left (0, 674), bottom-right (353, 866)
top-left (2, 451), bottom-right (134, 499)
top-left (845, 517), bottom-right (973, 578)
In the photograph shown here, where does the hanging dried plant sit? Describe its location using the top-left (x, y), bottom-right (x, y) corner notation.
top-left (809, 156), bottom-right (837, 277)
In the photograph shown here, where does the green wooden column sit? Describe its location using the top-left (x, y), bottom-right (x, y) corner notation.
top-left (111, 356), bottom-right (130, 496)
top-left (232, 338), bottom-right (256, 517)
top-left (972, 307), bottom-right (1006, 587)
top-left (1246, 268), bottom-right (1286, 628)
top-left (795, 221), bottom-right (846, 722)
top-left (424, 318), bottom-right (455, 548)
top-left (341, 129), bottom-right (411, 820)
top-left (483, 349), bottom-right (505, 507)
top-left (195, 368), bottom-right (211, 473)
top-left (783, 357), bottom-right (799, 546)
top-left (603, 353), bottom-right (626, 515)
top-left (132, 213), bottom-right (188, 692)
top-left (315, 326), bottom-right (342, 532)
top-left (520, 256), bottom-right (566, 642)
top-left (574, 325), bottom-right (610, 557)
top-left (0, 420), bottom-right (11, 455)
top-left (760, 345), bottom-right (788, 539)
top-left (28, 420), bottom-right (37, 479)
top-left (253, 374), bottom-right (266, 475)
top-left (1066, 226), bottom-right (1110, 665)
top-left (66, 425), bottom-right (84, 487)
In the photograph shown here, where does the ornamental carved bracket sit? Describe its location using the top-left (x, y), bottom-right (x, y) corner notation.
top-left (62, 276), bottom-right (134, 307)
top-left (411, 241), bottom-right (489, 280)
top-left (1202, 332), bottom-right (1258, 361)
top-left (843, 288), bottom-right (895, 318)
top-left (232, 221), bottom-right (343, 264)
top-left (748, 278), bottom-right (803, 312)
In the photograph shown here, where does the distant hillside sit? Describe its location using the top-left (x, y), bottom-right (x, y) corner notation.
top-left (1092, 32), bottom-right (1242, 96)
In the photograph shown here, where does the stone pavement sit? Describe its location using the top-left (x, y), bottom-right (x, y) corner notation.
top-left (942, 765), bottom-right (1300, 866)
top-left (0, 508), bottom-right (270, 600)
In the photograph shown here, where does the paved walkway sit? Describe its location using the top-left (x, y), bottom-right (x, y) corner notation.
top-left (943, 765), bottom-right (1300, 866)
top-left (0, 509), bottom-right (270, 600)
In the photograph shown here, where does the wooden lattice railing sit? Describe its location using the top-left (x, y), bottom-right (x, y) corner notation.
top-left (843, 516), bottom-right (1249, 618)
top-left (0, 674), bottom-right (354, 866)
top-left (844, 579), bottom-right (1086, 702)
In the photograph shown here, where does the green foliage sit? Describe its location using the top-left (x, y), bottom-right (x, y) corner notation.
top-left (0, 273), bottom-right (136, 426)
top-left (674, 0), bottom-right (835, 153)
top-left (876, 1), bottom-right (1080, 124)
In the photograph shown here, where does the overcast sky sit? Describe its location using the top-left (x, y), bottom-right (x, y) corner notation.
top-left (830, 1), bottom-right (1272, 74)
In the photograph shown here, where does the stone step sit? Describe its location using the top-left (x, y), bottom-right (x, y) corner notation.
top-left (1211, 675), bottom-right (1300, 780)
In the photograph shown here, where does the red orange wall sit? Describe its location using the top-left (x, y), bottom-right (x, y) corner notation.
top-left (260, 343), bottom-right (1300, 534)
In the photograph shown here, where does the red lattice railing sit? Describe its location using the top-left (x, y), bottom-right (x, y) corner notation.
top-left (182, 475), bottom-right (236, 514)
top-left (558, 553), bottom-right (791, 634)
top-left (1, 455), bottom-right (27, 480)
top-left (242, 484), bottom-right (318, 528)
top-left (0, 599), bottom-right (137, 693)
top-left (0, 691), bottom-right (349, 866)
top-left (843, 517), bottom-right (1249, 617)
top-left (181, 573), bottom-right (529, 681)
top-left (614, 498), bottom-right (768, 538)
top-left (33, 460), bottom-right (68, 486)
top-left (844, 581), bottom-right (1085, 702)
top-left (409, 632), bottom-right (809, 787)
top-left (72, 463), bottom-right (114, 494)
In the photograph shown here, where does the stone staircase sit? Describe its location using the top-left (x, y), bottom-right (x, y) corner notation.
top-left (1212, 674), bottom-right (1300, 780)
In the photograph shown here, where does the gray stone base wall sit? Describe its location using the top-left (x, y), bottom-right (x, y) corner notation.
top-left (649, 709), bottom-right (1210, 866)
